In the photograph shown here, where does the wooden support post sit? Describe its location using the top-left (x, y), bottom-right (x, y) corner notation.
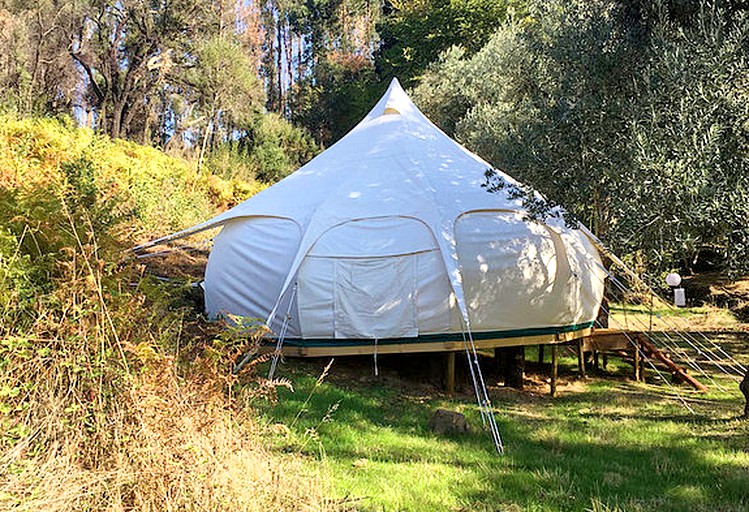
top-left (497, 346), bottom-right (525, 389)
top-left (494, 347), bottom-right (503, 372)
top-left (551, 344), bottom-right (558, 397)
top-left (538, 344), bottom-right (545, 364)
top-left (446, 351), bottom-right (456, 396)
top-left (577, 339), bottom-right (587, 379)
top-left (602, 353), bottom-right (608, 372)
top-left (593, 351), bottom-right (600, 370)
top-left (633, 339), bottom-right (641, 381)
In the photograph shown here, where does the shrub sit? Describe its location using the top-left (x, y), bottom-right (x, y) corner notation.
top-left (206, 113), bottom-right (320, 184)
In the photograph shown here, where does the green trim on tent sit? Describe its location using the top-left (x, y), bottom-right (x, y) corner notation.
top-left (278, 322), bottom-right (594, 348)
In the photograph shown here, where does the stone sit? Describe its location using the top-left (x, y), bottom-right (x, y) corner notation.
top-left (428, 408), bottom-right (470, 435)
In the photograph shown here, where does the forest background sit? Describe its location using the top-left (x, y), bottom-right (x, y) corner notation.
top-left (1, 0), bottom-right (748, 276)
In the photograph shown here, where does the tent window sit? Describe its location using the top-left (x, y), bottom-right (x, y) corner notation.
top-left (383, 107), bottom-right (400, 115)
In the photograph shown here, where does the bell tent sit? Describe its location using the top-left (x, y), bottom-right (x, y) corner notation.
top-left (137, 78), bottom-right (606, 356)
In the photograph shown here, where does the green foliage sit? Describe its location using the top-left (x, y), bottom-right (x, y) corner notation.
top-left (0, 114), bottom-right (245, 330)
top-left (377, 0), bottom-right (526, 88)
top-left (405, 45), bottom-right (474, 136)
top-left (0, 226), bottom-right (50, 330)
top-left (264, 0), bottom-right (381, 118)
top-left (0, 119), bottom-right (156, 329)
top-left (207, 113), bottom-right (319, 183)
top-left (184, 34), bottom-right (265, 128)
top-left (0, 2), bottom-right (80, 117)
top-left (249, 113), bottom-right (320, 182)
top-left (628, 4), bottom-right (749, 273)
top-left (413, 0), bottom-right (749, 275)
top-left (291, 53), bottom-right (381, 146)
top-left (205, 143), bottom-right (260, 183)
top-left (0, 113), bottom-right (320, 509)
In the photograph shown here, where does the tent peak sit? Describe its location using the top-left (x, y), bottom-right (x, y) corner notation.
top-left (362, 76), bottom-right (421, 122)
top-left (386, 77), bottom-right (405, 96)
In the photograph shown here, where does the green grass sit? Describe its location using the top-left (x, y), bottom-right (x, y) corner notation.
top-left (609, 302), bottom-right (741, 332)
top-left (256, 345), bottom-right (749, 512)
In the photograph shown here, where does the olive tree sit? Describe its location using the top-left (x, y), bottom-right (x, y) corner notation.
top-left (412, 0), bottom-right (749, 275)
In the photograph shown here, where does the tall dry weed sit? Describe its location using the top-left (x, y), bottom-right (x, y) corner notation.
top-left (0, 236), bottom-right (328, 511)
top-left (0, 116), bottom-right (329, 511)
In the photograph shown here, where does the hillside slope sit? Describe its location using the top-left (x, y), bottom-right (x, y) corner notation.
top-left (0, 116), bottom-right (324, 511)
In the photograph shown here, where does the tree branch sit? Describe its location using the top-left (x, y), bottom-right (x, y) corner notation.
top-left (70, 49), bottom-right (106, 104)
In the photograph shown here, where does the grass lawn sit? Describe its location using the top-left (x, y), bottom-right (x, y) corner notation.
top-left (254, 338), bottom-right (749, 512)
top-left (609, 302), bottom-right (741, 332)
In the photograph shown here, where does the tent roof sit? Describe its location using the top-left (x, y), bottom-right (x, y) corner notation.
top-left (135, 78), bottom-right (527, 250)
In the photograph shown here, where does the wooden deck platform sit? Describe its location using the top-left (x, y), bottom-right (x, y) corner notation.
top-left (582, 328), bottom-right (634, 353)
top-left (251, 327), bottom-right (708, 395)
top-left (268, 328), bottom-right (592, 357)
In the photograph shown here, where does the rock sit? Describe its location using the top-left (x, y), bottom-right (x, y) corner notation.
top-left (428, 408), bottom-right (470, 435)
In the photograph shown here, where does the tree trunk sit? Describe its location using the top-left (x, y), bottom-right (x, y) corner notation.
top-left (285, 19), bottom-right (292, 112)
top-left (738, 370), bottom-right (748, 418)
top-left (99, 103), bottom-right (108, 135)
top-left (276, 11), bottom-right (283, 113)
top-left (198, 120), bottom-right (213, 173)
top-left (496, 346), bottom-right (524, 389)
top-left (111, 103), bottom-right (123, 139)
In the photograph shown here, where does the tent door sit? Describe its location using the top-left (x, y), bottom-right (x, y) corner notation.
top-left (334, 256), bottom-right (417, 339)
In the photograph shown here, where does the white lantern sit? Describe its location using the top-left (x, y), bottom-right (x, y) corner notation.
top-left (665, 272), bottom-right (682, 288)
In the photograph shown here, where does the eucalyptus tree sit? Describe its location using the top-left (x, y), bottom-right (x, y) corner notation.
top-left (0, 0), bottom-right (86, 116)
top-left (177, 34), bottom-right (265, 166)
top-left (277, 0), bottom-right (382, 145)
top-left (69, 0), bottom-right (209, 139)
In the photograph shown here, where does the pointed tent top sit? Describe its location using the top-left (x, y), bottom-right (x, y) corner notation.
top-left (361, 77), bottom-right (421, 123)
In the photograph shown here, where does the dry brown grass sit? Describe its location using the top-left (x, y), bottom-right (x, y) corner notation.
top-left (0, 351), bottom-right (327, 511)
top-left (0, 219), bottom-right (328, 511)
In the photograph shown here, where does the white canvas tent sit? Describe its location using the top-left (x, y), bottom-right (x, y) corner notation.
top-left (136, 78), bottom-right (606, 356)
